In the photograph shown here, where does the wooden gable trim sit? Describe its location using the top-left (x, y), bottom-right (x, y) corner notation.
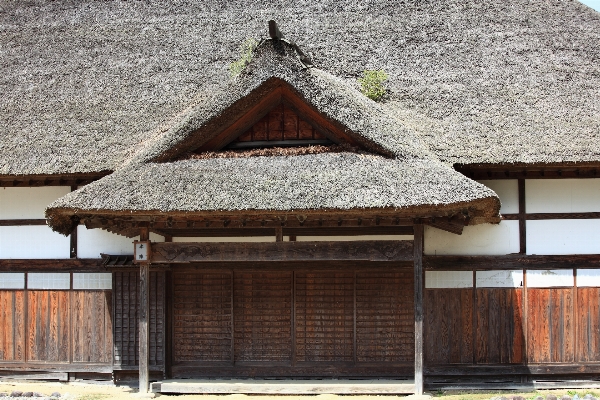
top-left (194, 82), bottom-right (383, 154)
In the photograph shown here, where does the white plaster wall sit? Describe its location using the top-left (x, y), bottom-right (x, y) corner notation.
top-left (425, 271), bottom-right (472, 288)
top-left (0, 226), bottom-right (70, 259)
top-left (77, 228), bottom-right (165, 258)
top-left (527, 269), bottom-right (574, 288)
top-left (526, 179), bottom-right (600, 213)
top-left (477, 180), bottom-right (519, 214)
top-left (527, 220), bottom-right (600, 255)
top-left (476, 270), bottom-right (523, 288)
top-left (0, 187), bottom-right (70, 219)
top-left (577, 269), bottom-right (600, 287)
top-left (424, 221), bottom-right (519, 256)
top-left (296, 235), bottom-right (414, 241)
top-left (172, 236), bottom-right (277, 242)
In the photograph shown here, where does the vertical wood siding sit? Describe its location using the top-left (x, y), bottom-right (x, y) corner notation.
top-left (527, 288), bottom-right (574, 363)
top-left (72, 291), bottom-right (112, 363)
top-left (475, 289), bottom-right (524, 364)
top-left (577, 287), bottom-right (600, 362)
top-left (0, 291), bottom-right (25, 361)
top-left (424, 289), bottom-right (473, 365)
top-left (27, 291), bottom-right (70, 362)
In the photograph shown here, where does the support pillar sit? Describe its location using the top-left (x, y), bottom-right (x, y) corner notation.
top-left (139, 228), bottom-right (150, 393)
top-left (413, 224), bottom-right (424, 395)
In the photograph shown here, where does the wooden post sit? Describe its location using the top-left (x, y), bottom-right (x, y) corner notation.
top-left (139, 228), bottom-right (150, 393)
top-left (413, 224), bottom-right (424, 395)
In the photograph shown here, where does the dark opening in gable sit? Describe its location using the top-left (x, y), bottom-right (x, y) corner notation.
top-left (226, 103), bottom-right (333, 150)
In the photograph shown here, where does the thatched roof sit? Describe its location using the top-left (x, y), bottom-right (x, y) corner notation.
top-left (2, 0), bottom-right (600, 177)
top-left (46, 153), bottom-right (500, 235)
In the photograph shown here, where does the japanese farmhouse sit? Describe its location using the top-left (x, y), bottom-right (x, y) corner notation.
top-left (1, 0), bottom-right (600, 395)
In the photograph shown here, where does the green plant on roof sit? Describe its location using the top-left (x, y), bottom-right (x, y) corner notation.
top-left (229, 38), bottom-right (259, 78)
top-left (358, 69), bottom-right (388, 101)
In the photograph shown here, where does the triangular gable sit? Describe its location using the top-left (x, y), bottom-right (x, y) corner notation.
top-left (192, 83), bottom-right (368, 154)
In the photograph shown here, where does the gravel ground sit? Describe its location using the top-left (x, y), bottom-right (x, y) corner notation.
top-left (1, 382), bottom-right (600, 400)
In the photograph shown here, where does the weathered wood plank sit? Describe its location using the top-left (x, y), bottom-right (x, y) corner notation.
top-left (151, 241), bottom-right (413, 263)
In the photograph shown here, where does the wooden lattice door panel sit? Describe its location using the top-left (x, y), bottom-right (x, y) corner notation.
top-left (233, 272), bottom-right (292, 362)
top-left (113, 271), bottom-right (165, 367)
top-left (295, 271), bottom-right (354, 362)
top-left (356, 271), bottom-right (414, 362)
top-left (173, 272), bottom-right (232, 362)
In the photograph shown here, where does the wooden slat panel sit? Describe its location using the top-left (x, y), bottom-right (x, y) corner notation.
top-left (233, 272), bottom-right (292, 362)
top-left (72, 291), bottom-right (112, 363)
top-left (527, 288), bottom-right (574, 363)
top-left (424, 289), bottom-right (473, 365)
top-left (0, 291), bottom-right (25, 361)
top-left (173, 272), bottom-right (232, 363)
top-left (113, 271), bottom-right (164, 367)
top-left (267, 103), bottom-right (284, 140)
top-left (295, 272), bottom-right (354, 362)
top-left (27, 291), bottom-right (69, 362)
top-left (356, 271), bottom-right (414, 362)
top-left (475, 289), bottom-right (524, 364)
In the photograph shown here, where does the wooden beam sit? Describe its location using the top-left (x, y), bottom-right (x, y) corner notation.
top-left (424, 254), bottom-right (600, 270)
top-left (413, 224), bottom-right (424, 395)
top-left (425, 363), bottom-right (600, 375)
top-left (275, 226), bottom-right (283, 242)
top-left (0, 259), bottom-right (104, 271)
top-left (504, 212), bottom-right (600, 220)
top-left (0, 219), bottom-right (46, 226)
top-left (518, 178), bottom-right (526, 254)
top-left (150, 240), bottom-right (413, 263)
top-left (454, 163), bottom-right (600, 180)
top-left (155, 226), bottom-right (415, 237)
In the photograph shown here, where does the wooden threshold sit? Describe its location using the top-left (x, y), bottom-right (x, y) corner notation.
top-left (152, 379), bottom-right (415, 394)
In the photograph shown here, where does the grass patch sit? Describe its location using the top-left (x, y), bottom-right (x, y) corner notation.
top-left (230, 38), bottom-right (259, 78)
top-left (358, 69), bottom-right (388, 101)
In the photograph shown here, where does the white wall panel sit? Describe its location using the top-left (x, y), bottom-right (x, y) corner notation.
top-left (78, 227), bottom-right (133, 258)
top-left (296, 235), bottom-right (413, 241)
top-left (425, 271), bottom-right (473, 288)
top-left (0, 187), bottom-right (71, 219)
top-left (577, 269), bottom-right (600, 287)
top-left (527, 269), bottom-right (573, 288)
top-left (477, 180), bottom-right (519, 214)
top-left (527, 220), bottom-right (600, 255)
top-left (424, 221), bottom-right (519, 256)
top-left (0, 226), bottom-right (70, 259)
top-left (0, 273), bottom-right (25, 289)
top-left (526, 179), bottom-right (600, 213)
top-left (476, 270), bottom-right (523, 288)
top-left (28, 273), bottom-right (71, 289)
top-left (73, 273), bottom-right (112, 289)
